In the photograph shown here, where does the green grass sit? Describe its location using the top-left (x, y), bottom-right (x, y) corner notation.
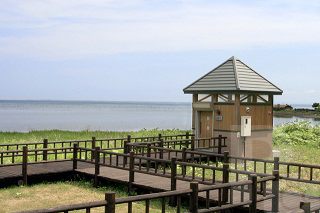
top-left (0, 181), bottom-right (188, 213)
top-left (0, 128), bottom-right (187, 144)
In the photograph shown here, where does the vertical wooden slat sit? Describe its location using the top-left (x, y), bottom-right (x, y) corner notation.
top-left (145, 199), bottom-right (150, 213)
top-left (249, 174), bottom-right (257, 213)
top-left (241, 185), bottom-right (244, 202)
top-left (22, 146), bottom-right (28, 185)
top-left (206, 190), bottom-right (210, 209)
top-left (222, 162), bottom-right (229, 204)
top-left (162, 197), bottom-right (166, 213)
top-left (91, 137), bottom-right (96, 161)
top-left (176, 196), bottom-right (181, 213)
top-left (182, 148), bottom-right (186, 177)
top-left (105, 192), bottom-right (115, 213)
top-left (230, 186), bottom-right (233, 204)
top-left (189, 182), bottom-right (198, 213)
top-left (170, 156), bottom-right (177, 207)
top-left (94, 147), bottom-right (100, 187)
top-left (272, 170), bottom-right (280, 213)
top-left (218, 135), bottom-right (222, 154)
top-left (43, 138), bottom-right (48, 161)
top-left (128, 202), bottom-right (132, 213)
top-left (73, 144), bottom-right (78, 170)
top-left (274, 157), bottom-right (279, 170)
top-left (129, 151), bottom-right (135, 193)
top-left (147, 144), bottom-right (151, 172)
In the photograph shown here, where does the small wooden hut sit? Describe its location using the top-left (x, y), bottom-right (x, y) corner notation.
top-left (183, 56), bottom-right (283, 158)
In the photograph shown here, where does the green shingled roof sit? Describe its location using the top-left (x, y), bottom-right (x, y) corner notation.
top-left (183, 56), bottom-right (283, 95)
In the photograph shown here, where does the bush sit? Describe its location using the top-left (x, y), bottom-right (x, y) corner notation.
top-left (273, 121), bottom-right (320, 147)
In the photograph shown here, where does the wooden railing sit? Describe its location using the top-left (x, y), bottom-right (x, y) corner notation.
top-left (15, 176), bottom-right (275, 213)
top-left (126, 135), bottom-right (227, 155)
top-left (0, 133), bottom-right (194, 152)
top-left (74, 146), bottom-right (279, 211)
top-left (300, 202), bottom-right (320, 213)
top-left (0, 146), bottom-right (72, 166)
top-left (228, 155), bottom-right (320, 185)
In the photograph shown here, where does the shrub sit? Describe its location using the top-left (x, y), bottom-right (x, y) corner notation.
top-left (273, 121), bottom-right (320, 147)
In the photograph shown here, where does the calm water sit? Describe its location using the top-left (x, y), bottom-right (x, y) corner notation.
top-left (0, 100), bottom-right (319, 132)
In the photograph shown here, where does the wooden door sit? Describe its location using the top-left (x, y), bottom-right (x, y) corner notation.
top-left (199, 111), bottom-right (213, 147)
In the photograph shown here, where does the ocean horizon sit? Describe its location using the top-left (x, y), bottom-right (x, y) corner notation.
top-left (0, 100), bottom-right (318, 132)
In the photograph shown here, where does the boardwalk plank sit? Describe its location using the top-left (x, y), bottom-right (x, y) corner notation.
top-left (1, 159), bottom-right (320, 212)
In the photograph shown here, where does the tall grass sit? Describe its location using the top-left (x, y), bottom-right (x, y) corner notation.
top-left (0, 128), bottom-right (187, 144)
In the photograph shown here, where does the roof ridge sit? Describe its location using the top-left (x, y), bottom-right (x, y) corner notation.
top-left (232, 56), bottom-right (240, 90)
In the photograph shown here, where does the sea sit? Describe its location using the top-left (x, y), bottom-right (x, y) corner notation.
top-left (0, 100), bottom-right (319, 132)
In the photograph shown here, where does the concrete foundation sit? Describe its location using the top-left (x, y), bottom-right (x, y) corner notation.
top-left (214, 130), bottom-right (273, 159)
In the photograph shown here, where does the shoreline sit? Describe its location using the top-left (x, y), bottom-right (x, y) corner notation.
top-left (274, 111), bottom-right (320, 118)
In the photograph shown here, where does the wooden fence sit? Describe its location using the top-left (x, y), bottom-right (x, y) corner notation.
top-left (15, 175), bottom-right (276, 213)
top-left (1, 133), bottom-right (320, 212)
top-left (0, 133), bottom-right (194, 152)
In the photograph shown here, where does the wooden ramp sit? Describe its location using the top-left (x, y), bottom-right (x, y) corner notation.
top-left (76, 163), bottom-right (320, 213)
top-left (1, 160), bottom-right (320, 212)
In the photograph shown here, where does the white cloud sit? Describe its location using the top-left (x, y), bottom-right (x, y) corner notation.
top-left (305, 90), bottom-right (320, 95)
top-left (1, 0), bottom-right (320, 59)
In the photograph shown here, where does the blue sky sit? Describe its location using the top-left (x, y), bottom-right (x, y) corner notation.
top-left (0, 0), bottom-right (320, 104)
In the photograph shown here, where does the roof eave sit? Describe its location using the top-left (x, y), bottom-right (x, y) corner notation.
top-left (183, 89), bottom-right (283, 95)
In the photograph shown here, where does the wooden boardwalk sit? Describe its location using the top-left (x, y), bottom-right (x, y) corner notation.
top-left (1, 160), bottom-right (319, 212)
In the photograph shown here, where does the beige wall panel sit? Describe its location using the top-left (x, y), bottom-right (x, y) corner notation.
top-left (244, 131), bottom-right (273, 158)
top-left (213, 130), bottom-right (273, 159)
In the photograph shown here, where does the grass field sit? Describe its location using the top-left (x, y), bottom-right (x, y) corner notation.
top-left (0, 181), bottom-right (187, 213)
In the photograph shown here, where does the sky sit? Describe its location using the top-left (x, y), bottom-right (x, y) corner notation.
top-left (0, 0), bottom-right (320, 104)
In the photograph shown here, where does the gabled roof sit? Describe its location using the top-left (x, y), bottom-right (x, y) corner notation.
top-left (183, 56), bottom-right (283, 95)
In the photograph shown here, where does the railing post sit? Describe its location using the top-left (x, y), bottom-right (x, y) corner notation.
top-left (158, 133), bottom-right (162, 141)
top-left (105, 192), bottom-right (115, 213)
top-left (169, 156), bottom-right (177, 207)
top-left (73, 144), bottom-right (78, 170)
top-left (186, 131), bottom-right (190, 139)
top-left (159, 139), bottom-right (164, 160)
top-left (182, 148), bottom-right (187, 176)
top-left (127, 136), bottom-right (131, 152)
top-left (272, 170), bottom-right (280, 213)
top-left (147, 143), bottom-right (151, 170)
top-left (189, 182), bottom-right (198, 213)
top-left (218, 135), bottom-right (222, 154)
top-left (22, 146), bottom-right (28, 185)
top-left (123, 140), bottom-right (128, 166)
top-left (91, 136), bottom-right (96, 161)
top-left (43, 138), bottom-right (48, 161)
top-left (129, 151), bottom-right (135, 193)
top-left (300, 202), bottom-right (311, 213)
top-left (249, 174), bottom-right (257, 213)
top-left (222, 162), bottom-right (229, 204)
top-left (191, 136), bottom-right (195, 151)
top-left (223, 151), bottom-right (229, 163)
top-left (274, 157), bottom-right (279, 170)
top-left (94, 146), bottom-right (100, 187)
